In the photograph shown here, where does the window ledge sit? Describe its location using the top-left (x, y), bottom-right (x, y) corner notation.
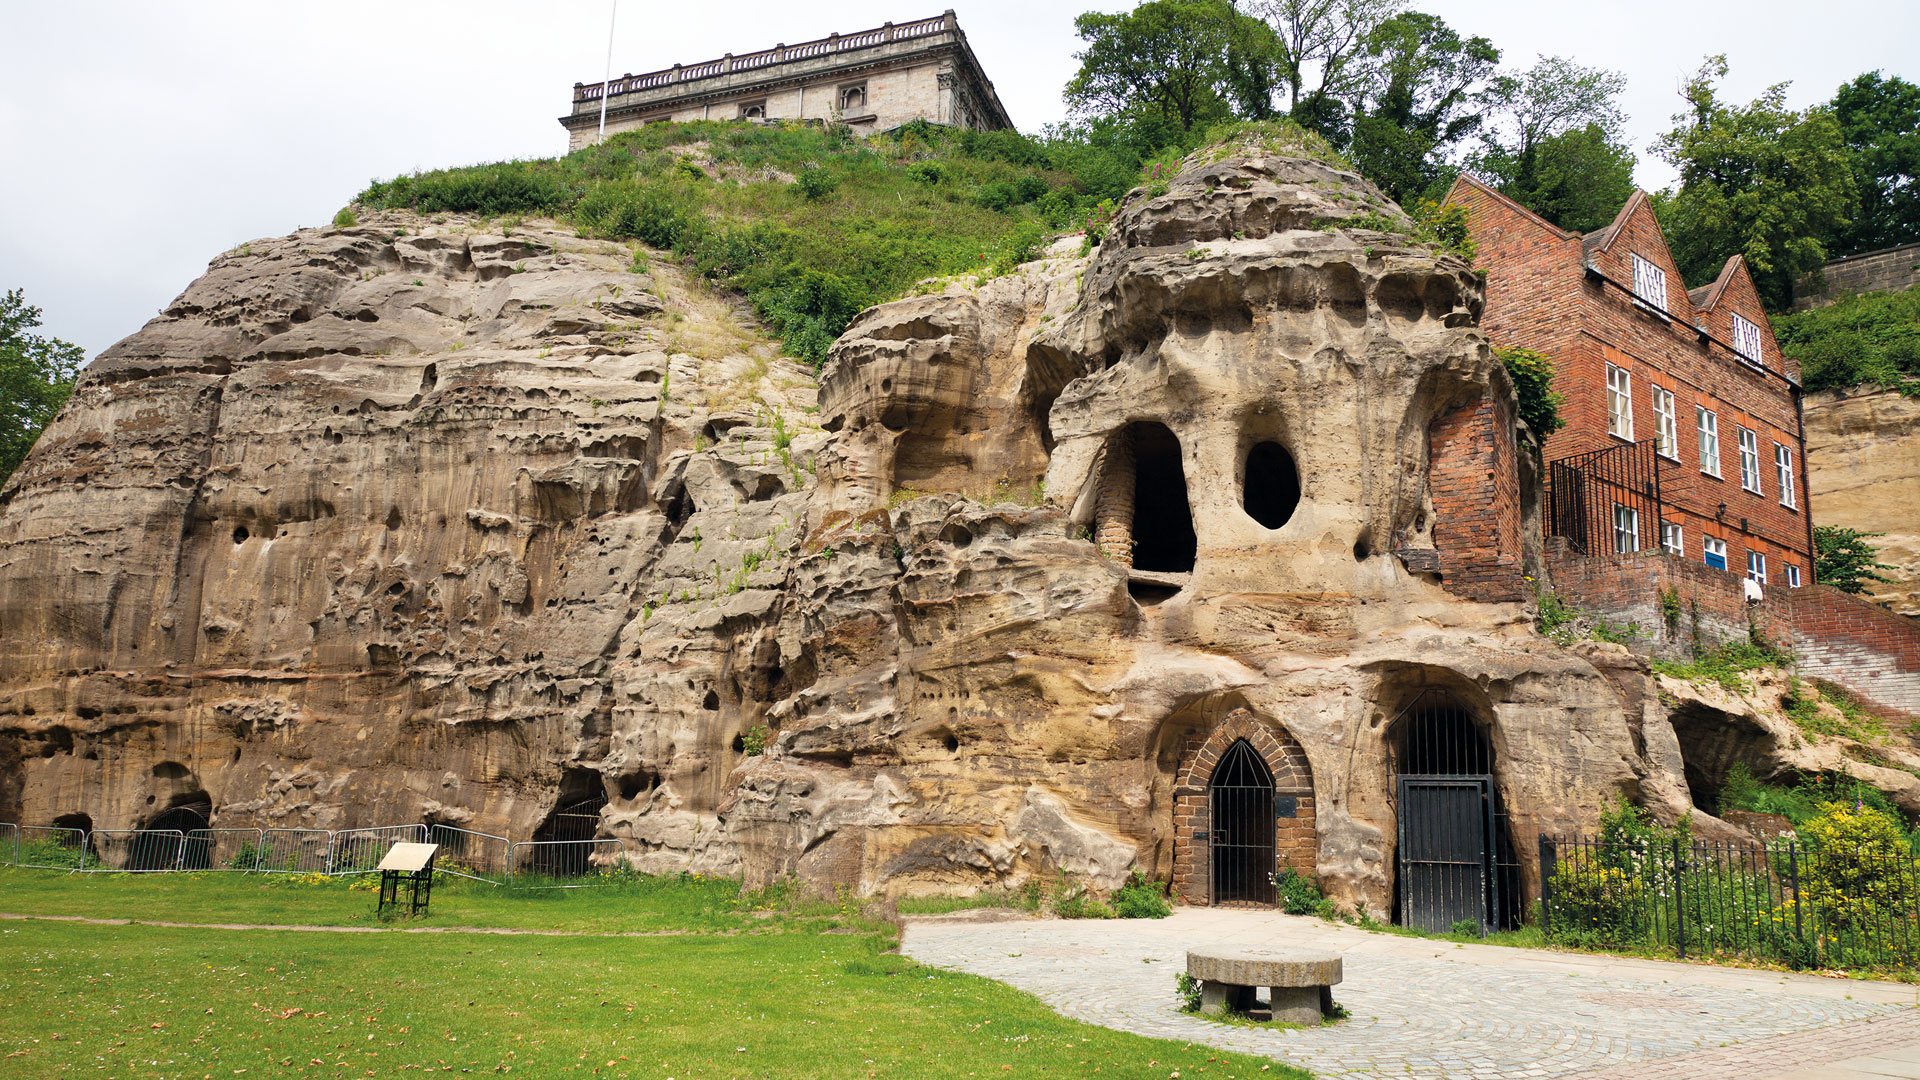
top-left (1701, 470), bottom-right (1723, 480)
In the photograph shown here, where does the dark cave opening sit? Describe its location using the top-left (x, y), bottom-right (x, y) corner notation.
top-left (1242, 441), bottom-right (1301, 530)
top-left (1128, 422), bottom-right (1195, 574)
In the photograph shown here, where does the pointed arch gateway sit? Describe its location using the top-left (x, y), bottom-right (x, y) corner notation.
top-left (1170, 708), bottom-right (1316, 907)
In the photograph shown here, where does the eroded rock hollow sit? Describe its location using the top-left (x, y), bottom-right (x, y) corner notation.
top-left (0, 146), bottom-right (1737, 916)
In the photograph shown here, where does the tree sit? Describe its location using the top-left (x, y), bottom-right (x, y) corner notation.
top-left (1, 289), bottom-right (85, 486)
top-left (1652, 56), bottom-right (1856, 310)
top-left (1470, 56), bottom-right (1635, 231)
top-left (1245, 0), bottom-right (1405, 142)
top-left (1064, 0), bottom-right (1253, 143)
top-left (1813, 525), bottom-right (1896, 594)
top-left (1345, 12), bottom-right (1499, 203)
top-left (1827, 71), bottom-right (1920, 258)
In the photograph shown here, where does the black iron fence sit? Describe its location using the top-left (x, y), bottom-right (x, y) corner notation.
top-left (1546, 439), bottom-right (1666, 556)
top-left (1541, 834), bottom-right (1920, 969)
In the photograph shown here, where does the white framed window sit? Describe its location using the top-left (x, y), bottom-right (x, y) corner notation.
top-left (1661, 521), bottom-right (1683, 555)
top-left (1787, 563), bottom-right (1802, 588)
top-left (1704, 536), bottom-right (1727, 570)
top-left (1747, 550), bottom-right (1767, 584)
top-left (1607, 365), bottom-right (1634, 440)
top-left (1738, 427), bottom-right (1762, 493)
top-left (1775, 443), bottom-right (1796, 508)
top-left (1631, 253), bottom-right (1668, 312)
top-left (1696, 407), bottom-right (1721, 477)
top-left (1730, 313), bottom-right (1765, 367)
top-left (1651, 386), bottom-right (1678, 460)
top-left (1613, 503), bottom-right (1640, 554)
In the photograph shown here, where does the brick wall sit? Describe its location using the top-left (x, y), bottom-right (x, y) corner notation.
top-left (1429, 393), bottom-right (1527, 602)
top-left (1546, 545), bottom-right (1920, 716)
top-left (1170, 709), bottom-right (1316, 906)
top-left (1445, 177), bottom-right (1813, 579)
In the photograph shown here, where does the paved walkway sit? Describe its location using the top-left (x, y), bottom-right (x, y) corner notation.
top-left (901, 908), bottom-right (1920, 1080)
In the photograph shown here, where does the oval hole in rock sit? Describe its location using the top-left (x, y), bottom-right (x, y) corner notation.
top-left (943, 734), bottom-right (960, 753)
top-left (1242, 442), bottom-right (1300, 530)
top-left (703, 690), bottom-right (720, 711)
top-left (1353, 530), bottom-right (1372, 561)
top-left (881, 378), bottom-right (893, 393)
top-left (731, 734), bottom-right (745, 753)
top-left (231, 526), bottom-right (249, 545)
top-left (939, 523), bottom-right (974, 548)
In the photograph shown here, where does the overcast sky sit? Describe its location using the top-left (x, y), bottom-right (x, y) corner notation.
top-left (2, 0), bottom-right (1913, 358)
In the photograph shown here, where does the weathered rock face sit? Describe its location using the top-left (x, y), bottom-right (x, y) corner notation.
top-left (1805, 388), bottom-right (1920, 615)
top-left (1, 149), bottom-right (1756, 917)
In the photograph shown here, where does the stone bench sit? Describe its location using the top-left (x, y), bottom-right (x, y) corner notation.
top-left (1185, 947), bottom-right (1342, 1024)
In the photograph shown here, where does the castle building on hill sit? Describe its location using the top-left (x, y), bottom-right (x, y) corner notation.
top-left (560, 11), bottom-right (1012, 151)
top-left (1448, 176), bottom-right (1816, 593)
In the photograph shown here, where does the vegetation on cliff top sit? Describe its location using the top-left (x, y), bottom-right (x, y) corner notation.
top-left (0, 289), bottom-right (84, 486)
top-left (354, 121), bottom-right (1144, 365)
top-left (1777, 284), bottom-right (1920, 395)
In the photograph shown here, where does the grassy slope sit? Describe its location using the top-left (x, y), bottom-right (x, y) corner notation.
top-left (353, 121), bottom-right (1137, 365)
top-left (1775, 283), bottom-right (1920, 393)
top-left (0, 872), bottom-right (1306, 1080)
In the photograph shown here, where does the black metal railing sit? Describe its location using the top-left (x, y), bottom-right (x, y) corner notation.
top-left (1541, 834), bottom-right (1920, 970)
top-left (1546, 439), bottom-right (1666, 556)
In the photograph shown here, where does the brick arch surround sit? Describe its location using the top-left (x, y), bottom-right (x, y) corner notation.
top-left (1170, 708), bottom-right (1316, 906)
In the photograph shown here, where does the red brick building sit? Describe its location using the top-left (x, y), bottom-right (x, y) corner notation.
top-left (1446, 176), bottom-right (1816, 591)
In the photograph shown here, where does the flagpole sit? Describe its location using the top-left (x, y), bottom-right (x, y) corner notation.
top-left (597, 0), bottom-right (619, 142)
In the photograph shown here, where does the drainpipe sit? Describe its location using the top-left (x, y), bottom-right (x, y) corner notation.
top-left (1794, 384), bottom-right (1816, 583)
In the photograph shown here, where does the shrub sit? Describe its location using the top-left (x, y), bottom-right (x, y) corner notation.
top-left (1774, 284), bottom-right (1920, 394)
top-left (792, 164), bottom-right (839, 201)
top-left (1498, 347), bottom-right (1566, 436)
top-left (1050, 876), bottom-right (1114, 919)
top-left (740, 725), bottom-right (770, 756)
top-left (332, 207), bottom-right (358, 227)
top-left (1799, 801), bottom-right (1920, 956)
top-left (1272, 867), bottom-right (1335, 917)
top-left (1411, 199), bottom-right (1476, 263)
top-left (1109, 869), bottom-right (1173, 919)
top-left (1814, 525), bottom-right (1896, 595)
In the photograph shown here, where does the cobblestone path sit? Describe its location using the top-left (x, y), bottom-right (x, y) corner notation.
top-left (902, 909), bottom-right (1918, 1080)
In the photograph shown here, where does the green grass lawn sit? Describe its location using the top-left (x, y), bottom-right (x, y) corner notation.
top-left (0, 871), bottom-right (1306, 1080)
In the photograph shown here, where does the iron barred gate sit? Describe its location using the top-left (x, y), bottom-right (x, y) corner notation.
top-left (1210, 739), bottom-right (1277, 906)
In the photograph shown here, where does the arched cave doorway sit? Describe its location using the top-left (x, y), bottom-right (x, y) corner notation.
top-left (138, 795), bottom-right (211, 871)
top-left (1210, 739), bottom-right (1278, 906)
top-left (1242, 441), bottom-right (1300, 530)
top-left (1393, 689), bottom-right (1522, 932)
top-left (1094, 421), bottom-right (1196, 594)
top-left (527, 769), bottom-right (609, 877)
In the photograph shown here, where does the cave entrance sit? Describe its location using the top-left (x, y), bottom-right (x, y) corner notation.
top-left (131, 797), bottom-right (211, 871)
top-left (1242, 441), bottom-right (1301, 530)
top-left (1393, 689), bottom-right (1521, 933)
top-left (1209, 739), bottom-right (1277, 907)
top-left (527, 769), bottom-right (608, 878)
top-left (1095, 421), bottom-right (1196, 578)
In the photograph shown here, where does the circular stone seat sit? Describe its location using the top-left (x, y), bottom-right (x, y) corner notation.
top-left (1185, 947), bottom-right (1343, 1024)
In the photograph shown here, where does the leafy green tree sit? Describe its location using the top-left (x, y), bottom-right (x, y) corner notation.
top-left (1470, 56), bottom-right (1635, 231)
top-left (1813, 525), bottom-right (1896, 594)
top-left (1345, 12), bottom-right (1499, 203)
top-left (1, 289), bottom-right (85, 486)
top-left (1064, 0), bottom-right (1252, 142)
top-left (1652, 56), bottom-right (1856, 309)
top-left (1243, 0), bottom-right (1405, 142)
top-left (1827, 71), bottom-right (1920, 258)
top-left (1497, 346), bottom-right (1566, 437)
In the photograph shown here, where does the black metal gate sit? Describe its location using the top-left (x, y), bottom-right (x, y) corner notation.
top-left (1210, 739), bottom-right (1276, 906)
top-left (1394, 689), bottom-right (1522, 932)
top-left (527, 791), bottom-right (607, 876)
top-left (1398, 776), bottom-right (1498, 933)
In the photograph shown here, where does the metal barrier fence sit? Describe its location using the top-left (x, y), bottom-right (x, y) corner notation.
top-left (258, 828), bottom-right (332, 874)
top-left (509, 838), bottom-right (628, 887)
top-left (1542, 834), bottom-right (1920, 970)
top-left (427, 824), bottom-right (511, 885)
top-left (184, 828), bottom-right (267, 872)
top-left (328, 825), bottom-right (427, 875)
top-left (2, 821), bottom-right (640, 886)
top-left (86, 829), bottom-right (187, 872)
top-left (12, 825), bottom-right (89, 870)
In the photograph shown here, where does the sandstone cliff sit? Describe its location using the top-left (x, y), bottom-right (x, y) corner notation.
top-left (1805, 387), bottom-right (1920, 614)
top-left (1, 142), bottom-right (1824, 916)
